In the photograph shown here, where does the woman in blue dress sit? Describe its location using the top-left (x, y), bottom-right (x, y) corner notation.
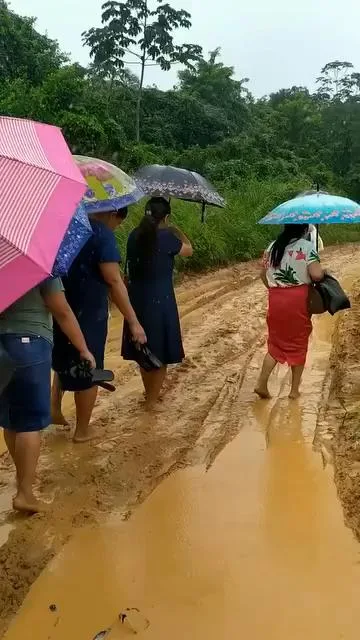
top-left (122, 197), bottom-right (193, 405)
top-left (52, 208), bottom-right (146, 442)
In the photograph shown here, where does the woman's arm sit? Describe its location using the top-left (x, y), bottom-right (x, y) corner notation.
top-left (168, 225), bottom-right (193, 257)
top-left (42, 290), bottom-right (96, 368)
top-left (260, 267), bottom-right (269, 289)
top-left (99, 263), bottom-right (146, 344)
top-left (308, 261), bottom-right (325, 282)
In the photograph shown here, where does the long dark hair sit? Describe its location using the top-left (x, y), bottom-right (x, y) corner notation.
top-left (135, 197), bottom-right (171, 259)
top-left (270, 224), bottom-right (309, 268)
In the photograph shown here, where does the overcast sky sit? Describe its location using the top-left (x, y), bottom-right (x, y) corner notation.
top-left (9, 0), bottom-right (360, 96)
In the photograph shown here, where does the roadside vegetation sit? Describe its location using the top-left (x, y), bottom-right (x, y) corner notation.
top-left (2, 0), bottom-right (360, 270)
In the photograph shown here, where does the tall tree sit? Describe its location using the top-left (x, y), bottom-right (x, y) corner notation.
top-left (83, 0), bottom-right (202, 143)
top-left (316, 61), bottom-right (354, 100)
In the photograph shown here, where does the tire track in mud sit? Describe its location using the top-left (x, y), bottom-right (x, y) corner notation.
top-left (0, 246), bottom-right (356, 636)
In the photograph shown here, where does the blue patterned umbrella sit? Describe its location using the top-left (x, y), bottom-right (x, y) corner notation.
top-left (259, 193), bottom-right (360, 225)
top-left (52, 202), bottom-right (92, 276)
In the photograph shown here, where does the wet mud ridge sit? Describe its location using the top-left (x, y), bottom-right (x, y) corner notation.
top-left (0, 245), bottom-right (359, 638)
top-left (330, 276), bottom-right (360, 540)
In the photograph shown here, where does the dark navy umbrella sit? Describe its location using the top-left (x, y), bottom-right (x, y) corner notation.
top-left (134, 164), bottom-right (225, 221)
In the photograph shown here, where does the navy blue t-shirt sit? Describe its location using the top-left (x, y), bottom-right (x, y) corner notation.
top-left (62, 220), bottom-right (121, 320)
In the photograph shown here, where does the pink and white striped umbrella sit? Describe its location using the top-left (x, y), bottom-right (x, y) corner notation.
top-left (0, 116), bottom-right (86, 312)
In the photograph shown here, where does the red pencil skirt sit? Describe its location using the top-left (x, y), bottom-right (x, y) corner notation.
top-left (267, 285), bottom-right (312, 366)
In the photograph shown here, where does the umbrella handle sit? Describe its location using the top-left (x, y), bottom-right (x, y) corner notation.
top-left (316, 224), bottom-right (319, 252)
top-left (201, 202), bottom-right (206, 223)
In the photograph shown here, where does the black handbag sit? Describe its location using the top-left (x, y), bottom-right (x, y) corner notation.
top-left (310, 274), bottom-right (350, 316)
top-left (0, 340), bottom-right (16, 395)
top-left (308, 285), bottom-right (326, 315)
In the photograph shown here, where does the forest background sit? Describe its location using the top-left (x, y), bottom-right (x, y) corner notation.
top-left (2, 0), bottom-right (360, 270)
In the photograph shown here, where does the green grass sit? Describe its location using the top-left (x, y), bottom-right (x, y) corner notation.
top-left (115, 179), bottom-right (360, 273)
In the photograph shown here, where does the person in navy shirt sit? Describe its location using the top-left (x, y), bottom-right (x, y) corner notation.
top-left (52, 208), bottom-right (146, 442)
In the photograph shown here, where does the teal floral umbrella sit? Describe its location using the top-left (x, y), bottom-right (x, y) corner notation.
top-left (259, 193), bottom-right (360, 225)
top-left (258, 188), bottom-right (360, 251)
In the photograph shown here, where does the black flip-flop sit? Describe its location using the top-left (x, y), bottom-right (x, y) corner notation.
top-left (97, 381), bottom-right (116, 392)
top-left (91, 369), bottom-right (115, 392)
top-left (68, 363), bottom-right (115, 391)
top-left (91, 368), bottom-right (114, 384)
top-left (133, 345), bottom-right (162, 372)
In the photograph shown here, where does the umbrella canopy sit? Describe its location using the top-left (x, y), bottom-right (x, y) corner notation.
top-left (0, 116), bottom-right (86, 313)
top-left (134, 164), bottom-right (225, 208)
top-left (75, 156), bottom-right (144, 213)
top-left (259, 193), bottom-right (360, 225)
top-left (52, 202), bottom-right (92, 277)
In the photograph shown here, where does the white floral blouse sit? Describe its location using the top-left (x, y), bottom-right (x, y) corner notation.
top-left (263, 238), bottom-right (320, 288)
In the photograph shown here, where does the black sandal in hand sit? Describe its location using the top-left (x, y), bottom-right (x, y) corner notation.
top-left (69, 361), bottom-right (116, 392)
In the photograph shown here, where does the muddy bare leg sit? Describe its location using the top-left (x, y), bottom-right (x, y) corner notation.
top-left (51, 373), bottom-right (68, 426)
top-left (140, 366), bottom-right (167, 407)
top-left (289, 365), bottom-right (304, 399)
top-left (3, 428), bottom-right (16, 462)
top-left (255, 353), bottom-right (277, 399)
top-left (13, 431), bottom-right (43, 513)
top-left (73, 387), bottom-right (98, 443)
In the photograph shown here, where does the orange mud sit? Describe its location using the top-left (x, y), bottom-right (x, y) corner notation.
top-left (1, 246), bottom-right (360, 639)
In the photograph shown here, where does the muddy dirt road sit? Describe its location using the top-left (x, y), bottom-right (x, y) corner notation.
top-left (1, 246), bottom-right (360, 638)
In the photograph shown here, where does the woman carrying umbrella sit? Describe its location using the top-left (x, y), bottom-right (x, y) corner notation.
top-left (256, 189), bottom-right (360, 398)
top-left (122, 197), bottom-right (193, 405)
top-left (255, 224), bottom-right (324, 399)
top-left (51, 207), bottom-right (146, 442)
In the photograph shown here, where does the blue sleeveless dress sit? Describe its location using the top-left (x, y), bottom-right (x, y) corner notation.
top-left (122, 228), bottom-right (184, 365)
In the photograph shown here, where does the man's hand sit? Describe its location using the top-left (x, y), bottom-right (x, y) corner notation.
top-left (129, 321), bottom-right (147, 345)
top-left (79, 349), bottom-right (96, 369)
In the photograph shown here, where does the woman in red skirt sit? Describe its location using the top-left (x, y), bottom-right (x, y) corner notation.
top-left (255, 224), bottom-right (324, 399)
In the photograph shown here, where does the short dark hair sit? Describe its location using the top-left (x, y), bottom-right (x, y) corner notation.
top-left (115, 207), bottom-right (128, 220)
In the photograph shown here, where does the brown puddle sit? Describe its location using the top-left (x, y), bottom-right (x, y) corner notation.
top-left (4, 299), bottom-right (360, 640)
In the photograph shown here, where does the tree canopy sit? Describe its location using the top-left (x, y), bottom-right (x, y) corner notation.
top-left (1, 0), bottom-right (360, 199)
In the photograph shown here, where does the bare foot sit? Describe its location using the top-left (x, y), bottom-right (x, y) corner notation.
top-left (13, 494), bottom-right (46, 514)
top-left (51, 413), bottom-right (69, 427)
top-left (255, 387), bottom-right (272, 399)
top-left (144, 398), bottom-right (164, 413)
top-left (73, 428), bottom-right (98, 444)
top-left (289, 390), bottom-right (301, 400)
